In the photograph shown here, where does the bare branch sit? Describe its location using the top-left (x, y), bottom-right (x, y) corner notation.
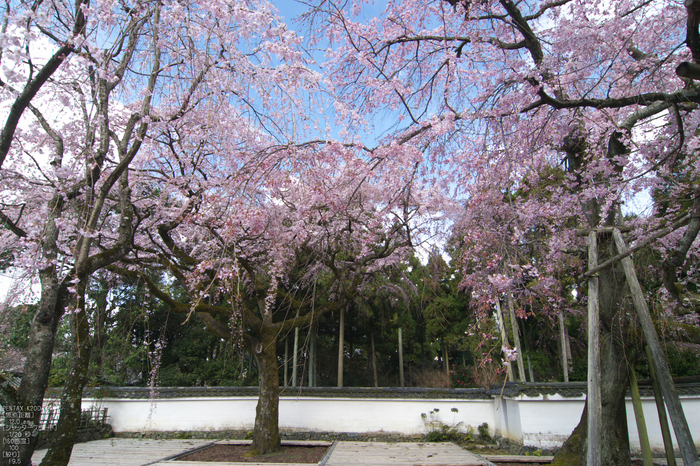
top-left (523, 88), bottom-right (700, 113)
top-left (0, 209), bottom-right (27, 238)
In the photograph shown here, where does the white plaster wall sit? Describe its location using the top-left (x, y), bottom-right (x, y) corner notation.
top-left (501, 394), bottom-right (700, 453)
top-left (79, 394), bottom-right (700, 453)
top-left (83, 397), bottom-right (495, 436)
top-left (82, 397), bottom-right (259, 432)
top-left (279, 398), bottom-right (494, 435)
top-left (492, 397), bottom-right (523, 442)
top-left (626, 396), bottom-right (700, 455)
top-left (506, 395), bottom-right (586, 450)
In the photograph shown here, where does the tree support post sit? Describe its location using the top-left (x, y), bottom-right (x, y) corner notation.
top-left (292, 327), bottom-right (299, 388)
top-left (558, 310), bottom-right (569, 383)
top-left (495, 300), bottom-right (515, 382)
top-left (283, 337), bottom-right (289, 388)
top-left (613, 228), bottom-right (697, 466)
top-left (308, 327), bottom-right (316, 388)
top-left (398, 326), bottom-right (405, 388)
top-left (587, 230), bottom-right (602, 466)
top-left (337, 307), bottom-right (345, 388)
top-left (646, 345), bottom-right (677, 466)
top-left (370, 330), bottom-right (379, 388)
top-left (629, 369), bottom-right (654, 466)
top-left (508, 295), bottom-right (527, 382)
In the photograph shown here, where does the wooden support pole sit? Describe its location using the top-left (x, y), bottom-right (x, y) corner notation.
top-left (398, 326), bottom-right (405, 388)
top-left (630, 369), bottom-right (654, 466)
top-left (646, 345), bottom-right (677, 466)
top-left (565, 327), bottom-right (573, 378)
top-left (576, 214), bottom-right (691, 282)
top-left (508, 295), bottom-right (527, 382)
top-left (337, 307), bottom-right (344, 387)
top-left (558, 310), bottom-right (569, 383)
top-left (495, 299), bottom-right (514, 382)
top-left (309, 283), bottom-right (316, 388)
top-left (371, 330), bottom-right (378, 388)
top-left (283, 336), bottom-right (289, 387)
top-left (443, 344), bottom-right (450, 383)
top-left (613, 228), bottom-right (698, 466)
top-left (587, 230), bottom-right (602, 466)
top-left (292, 327), bottom-right (299, 388)
top-left (309, 327), bottom-right (316, 388)
top-left (577, 225), bottom-right (633, 236)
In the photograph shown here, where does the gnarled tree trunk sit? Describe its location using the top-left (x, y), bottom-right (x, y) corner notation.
top-left (40, 280), bottom-right (92, 466)
top-left (251, 331), bottom-right (281, 455)
top-left (552, 236), bottom-right (636, 466)
top-left (5, 223), bottom-right (68, 466)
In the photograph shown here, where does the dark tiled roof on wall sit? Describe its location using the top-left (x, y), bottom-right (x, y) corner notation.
top-left (76, 380), bottom-right (700, 400)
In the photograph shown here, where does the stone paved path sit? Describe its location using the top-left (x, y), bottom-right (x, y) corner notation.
top-left (33, 438), bottom-right (689, 465)
top-left (32, 438), bottom-right (211, 465)
top-left (33, 438), bottom-right (496, 465)
top-left (323, 441), bottom-right (494, 465)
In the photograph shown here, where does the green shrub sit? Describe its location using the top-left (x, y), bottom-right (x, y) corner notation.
top-left (450, 365), bottom-right (478, 388)
top-left (477, 423), bottom-right (491, 442)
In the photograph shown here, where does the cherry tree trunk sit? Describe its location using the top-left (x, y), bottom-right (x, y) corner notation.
top-left (551, 319), bottom-right (632, 465)
top-left (251, 332), bottom-right (281, 455)
top-left (552, 238), bottom-right (634, 466)
top-left (40, 285), bottom-right (92, 466)
top-left (6, 270), bottom-right (66, 466)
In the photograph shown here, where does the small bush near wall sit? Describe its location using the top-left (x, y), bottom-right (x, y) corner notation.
top-left (451, 366), bottom-right (478, 388)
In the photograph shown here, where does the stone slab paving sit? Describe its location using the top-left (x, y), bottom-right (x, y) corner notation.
top-left (323, 441), bottom-right (495, 466)
top-left (32, 439), bottom-right (497, 466)
top-left (32, 438), bottom-right (212, 466)
top-left (483, 455), bottom-right (554, 463)
top-left (647, 460), bottom-right (689, 466)
top-left (35, 438), bottom-right (686, 466)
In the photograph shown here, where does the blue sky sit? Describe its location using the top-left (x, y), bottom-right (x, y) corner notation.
top-left (272, 1), bottom-right (402, 146)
